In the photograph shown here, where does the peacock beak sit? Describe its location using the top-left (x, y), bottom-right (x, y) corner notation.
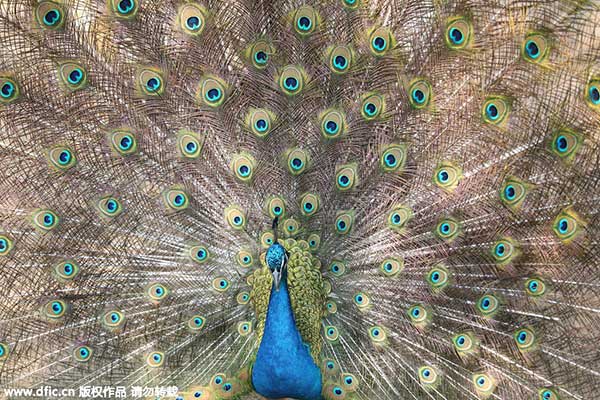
top-left (272, 267), bottom-right (282, 291)
top-left (272, 254), bottom-right (286, 291)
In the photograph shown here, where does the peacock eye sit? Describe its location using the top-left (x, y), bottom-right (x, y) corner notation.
top-left (453, 332), bottom-right (477, 353)
top-left (0, 77), bottom-right (19, 104)
top-left (380, 144), bottom-right (407, 173)
top-left (188, 314), bottom-right (205, 332)
top-left (353, 292), bottom-right (370, 310)
top-left (445, 17), bottom-right (472, 49)
top-left (472, 373), bottom-right (496, 396)
top-left (54, 260), bottom-right (80, 281)
top-left (408, 79), bottom-right (432, 109)
top-left (408, 304), bottom-right (430, 327)
top-left (231, 153), bottom-right (256, 182)
top-left (328, 45), bottom-right (353, 74)
top-left (286, 148), bottom-right (309, 175)
top-left (435, 218), bottom-right (460, 241)
top-left (335, 164), bottom-right (358, 191)
top-left (73, 345), bottom-right (93, 362)
top-left (426, 265), bottom-right (450, 291)
top-left (324, 325), bottom-right (339, 342)
top-left (279, 66), bottom-right (305, 95)
top-left (0, 235), bottom-right (13, 256)
top-left (538, 388), bottom-right (559, 400)
top-left (585, 78), bottom-right (600, 110)
top-left (552, 208), bottom-right (583, 242)
top-left (368, 325), bottom-right (387, 343)
top-left (387, 205), bottom-right (412, 232)
top-left (237, 321), bottom-right (252, 336)
top-left (329, 260), bottom-right (346, 277)
top-left (32, 209), bottom-right (60, 233)
top-left (36, 2), bottom-right (66, 29)
top-left (47, 146), bottom-right (76, 171)
top-left (43, 299), bottom-right (68, 319)
top-left (108, 129), bottom-right (137, 156)
top-left (178, 4), bottom-right (206, 35)
top-left (550, 129), bottom-right (581, 161)
top-left (418, 366), bottom-right (439, 386)
top-left (300, 193), bottom-right (320, 217)
top-left (476, 294), bottom-right (500, 317)
top-left (380, 257), bottom-right (403, 277)
top-left (514, 327), bottom-right (537, 352)
top-left (433, 162), bottom-right (462, 192)
top-left (369, 27), bottom-right (393, 56)
top-left (360, 92), bottom-right (384, 120)
top-left (522, 32), bottom-right (549, 64)
top-left (198, 76), bottom-right (228, 107)
top-left (482, 96), bottom-right (510, 125)
top-left (293, 6), bottom-right (318, 36)
top-left (334, 210), bottom-right (355, 234)
top-left (320, 109), bottom-right (347, 139)
top-left (146, 351), bottom-right (164, 367)
top-left (58, 62), bottom-right (87, 91)
top-left (146, 283), bottom-right (169, 303)
top-left (97, 196), bottom-right (122, 218)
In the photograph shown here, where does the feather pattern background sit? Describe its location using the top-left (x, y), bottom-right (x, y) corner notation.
top-left (0, 0), bottom-right (599, 399)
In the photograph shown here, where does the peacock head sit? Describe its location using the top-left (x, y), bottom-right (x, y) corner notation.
top-left (266, 217), bottom-right (288, 291)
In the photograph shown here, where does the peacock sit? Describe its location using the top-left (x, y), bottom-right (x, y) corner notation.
top-left (0, 0), bottom-right (599, 399)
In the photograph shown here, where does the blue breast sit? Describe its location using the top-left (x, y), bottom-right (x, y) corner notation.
top-left (252, 274), bottom-right (322, 400)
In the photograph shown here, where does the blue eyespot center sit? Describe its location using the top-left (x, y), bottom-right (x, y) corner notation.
top-left (392, 213), bottom-right (401, 224)
top-left (384, 263), bottom-right (392, 272)
top-left (106, 199), bottom-right (118, 212)
top-left (284, 77), bottom-right (299, 90)
top-left (338, 175), bottom-right (350, 186)
top-left (529, 281), bottom-right (538, 291)
top-left (119, 136), bottom-right (133, 150)
top-left (542, 390), bottom-right (552, 399)
top-left (364, 102), bottom-right (377, 116)
top-left (206, 88), bottom-right (222, 101)
top-left (43, 213), bottom-right (55, 226)
top-left (423, 369), bottom-right (431, 377)
top-left (477, 377), bottom-right (486, 386)
top-left (185, 141), bottom-right (197, 153)
top-left (558, 218), bottom-right (568, 233)
top-left (186, 16), bottom-right (201, 31)
top-left (145, 77), bottom-right (161, 92)
top-left (64, 263), bottom-right (73, 274)
top-left (457, 336), bottom-right (465, 345)
top-left (117, 0), bottom-right (135, 14)
top-left (1, 82), bottom-right (14, 98)
top-left (219, 280), bottom-right (227, 288)
top-left (325, 120), bottom-right (338, 134)
top-left (505, 185), bottom-right (516, 200)
top-left (345, 377), bottom-right (352, 384)
top-left (486, 103), bottom-right (499, 119)
top-left (51, 301), bottom-right (63, 314)
top-left (304, 202), bottom-right (313, 211)
top-left (438, 170), bottom-right (449, 183)
top-left (334, 387), bottom-right (343, 395)
top-left (68, 69), bottom-right (83, 84)
top-left (482, 298), bottom-right (491, 309)
top-left (449, 27), bottom-right (464, 44)
top-left (440, 223), bottom-right (450, 233)
top-left (0, 239), bottom-right (6, 251)
top-left (291, 157), bottom-right (303, 170)
top-left (238, 165), bottom-right (250, 177)
top-left (233, 215), bottom-right (243, 225)
top-left (255, 119), bottom-right (268, 132)
top-left (174, 194), bottom-right (185, 206)
top-left (194, 317), bottom-right (203, 326)
top-left (334, 55), bottom-right (347, 70)
top-left (525, 40), bottom-right (540, 59)
top-left (80, 348), bottom-right (89, 357)
top-left (254, 51), bottom-right (268, 64)
top-left (412, 89), bottom-right (425, 104)
top-left (297, 16), bottom-right (312, 31)
top-left (355, 295), bottom-right (363, 303)
top-left (495, 243), bottom-right (505, 256)
top-left (43, 9), bottom-right (61, 26)
top-left (385, 153), bottom-right (397, 167)
top-left (273, 206), bottom-right (282, 214)
top-left (589, 86), bottom-right (600, 104)
top-left (556, 135), bottom-right (568, 152)
top-left (58, 150), bottom-right (71, 164)
top-left (373, 36), bottom-right (386, 51)
top-left (412, 308), bottom-right (420, 317)
top-left (215, 377), bottom-right (223, 384)
top-left (224, 383), bottom-right (232, 391)
top-left (518, 331), bottom-right (527, 343)
top-left (432, 272), bottom-right (440, 282)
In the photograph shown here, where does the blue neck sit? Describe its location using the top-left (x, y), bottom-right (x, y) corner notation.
top-left (252, 272), bottom-right (322, 400)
